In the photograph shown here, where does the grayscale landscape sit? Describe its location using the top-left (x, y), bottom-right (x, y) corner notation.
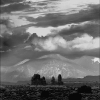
top-left (0, 0), bottom-right (100, 100)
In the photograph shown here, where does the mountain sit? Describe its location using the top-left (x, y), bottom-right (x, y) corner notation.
top-left (1, 54), bottom-right (99, 83)
top-left (82, 75), bottom-right (100, 82)
top-left (36, 59), bottom-right (86, 78)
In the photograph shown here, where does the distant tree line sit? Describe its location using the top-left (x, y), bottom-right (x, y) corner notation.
top-left (31, 74), bottom-right (63, 85)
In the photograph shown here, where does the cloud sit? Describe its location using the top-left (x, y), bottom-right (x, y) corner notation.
top-left (0, 24), bottom-right (12, 37)
top-left (0, 0), bottom-right (24, 5)
top-left (30, 33), bottom-right (100, 58)
top-left (1, 13), bottom-right (34, 27)
top-left (59, 20), bottom-right (100, 37)
top-left (1, 2), bottom-right (30, 13)
top-left (26, 26), bottom-right (56, 37)
top-left (33, 4), bottom-right (100, 27)
top-left (0, 19), bottom-right (13, 37)
top-left (24, 0), bottom-right (99, 23)
top-left (14, 59), bottom-right (30, 67)
top-left (26, 20), bottom-right (99, 38)
top-left (91, 57), bottom-right (100, 63)
top-left (57, 0), bottom-right (99, 10)
top-left (70, 34), bottom-right (100, 50)
top-left (31, 34), bottom-right (100, 51)
top-left (0, 31), bottom-right (29, 52)
top-left (25, 13), bottom-right (45, 19)
top-left (8, 16), bottom-right (33, 27)
top-left (32, 36), bottom-right (67, 51)
top-left (0, 0), bottom-right (99, 60)
top-left (25, 0), bottom-right (47, 2)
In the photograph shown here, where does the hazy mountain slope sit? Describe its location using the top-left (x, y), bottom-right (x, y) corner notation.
top-left (1, 54), bottom-right (98, 82)
top-left (72, 56), bottom-right (100, 76)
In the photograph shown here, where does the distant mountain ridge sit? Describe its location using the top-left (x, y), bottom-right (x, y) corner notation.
top-left (63, 75), bottom-right (100, 82)
top-left (1, 54), bottom-right (99, 83)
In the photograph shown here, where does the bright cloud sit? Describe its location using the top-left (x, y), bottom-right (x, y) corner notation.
top-left (26, 26), bottom-right (56, 37)
top-left (1, 14), bottom-right (33, 27)
top-left (91, 57), bottom-right (100, 63)
top-left (9, 16), bottom-right (32, 27)
top-left (14, 59), bottom-right (30, 67)
top-left (25, 0), bottom-right (46, 2)
top-left (32, 36), bottom-right (67, 51)
top-left (31, 34), bottom-right (100, 52)
top-left (71, 34), bottom-right (100, 50)
top-left (26, 13), bottom-right (45, 19)
top-left (57, 0), bottom-right (99, 10)
top-left (25, 0), bottom-right (99, 15)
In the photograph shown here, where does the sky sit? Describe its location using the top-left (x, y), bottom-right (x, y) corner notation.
top-left (0, 0), bottom-right (100, 82)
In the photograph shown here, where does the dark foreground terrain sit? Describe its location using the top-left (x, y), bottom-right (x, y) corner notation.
top-left (0, 83), bottom-right (100, 100)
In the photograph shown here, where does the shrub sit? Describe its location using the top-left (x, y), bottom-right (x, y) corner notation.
top-left (77, 85), bottom-right (92, 94)
top-left (68, 92), bottom-right (82, 100)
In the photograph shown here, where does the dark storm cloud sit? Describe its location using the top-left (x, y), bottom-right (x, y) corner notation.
top-left (0, 22), bottom-right (38, 53)
top-left (0, 19), bottom-right (13, 36)
top-left (0, 19), bottom-right (9, 26)
top-left (0, 36), bottom-right (12, 51)
top-left (0, 30), bottom-right (29, 53)
top-left (1, 3), bottom-right (30, 13)
top-left (0, 19), bottom-right (13, 29)
top-left (26, 4), bottom-right (100, 27)
top-left (37, 0), bottom-right (48, 6)
top-left (0, 0), bottom-right (24, 5)
top-left (0, 24), bottom-right (10, 36)
top-left (59, 21), bottom-right (100, 38)
top-left (36, 0), bottom-right (60, 6)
